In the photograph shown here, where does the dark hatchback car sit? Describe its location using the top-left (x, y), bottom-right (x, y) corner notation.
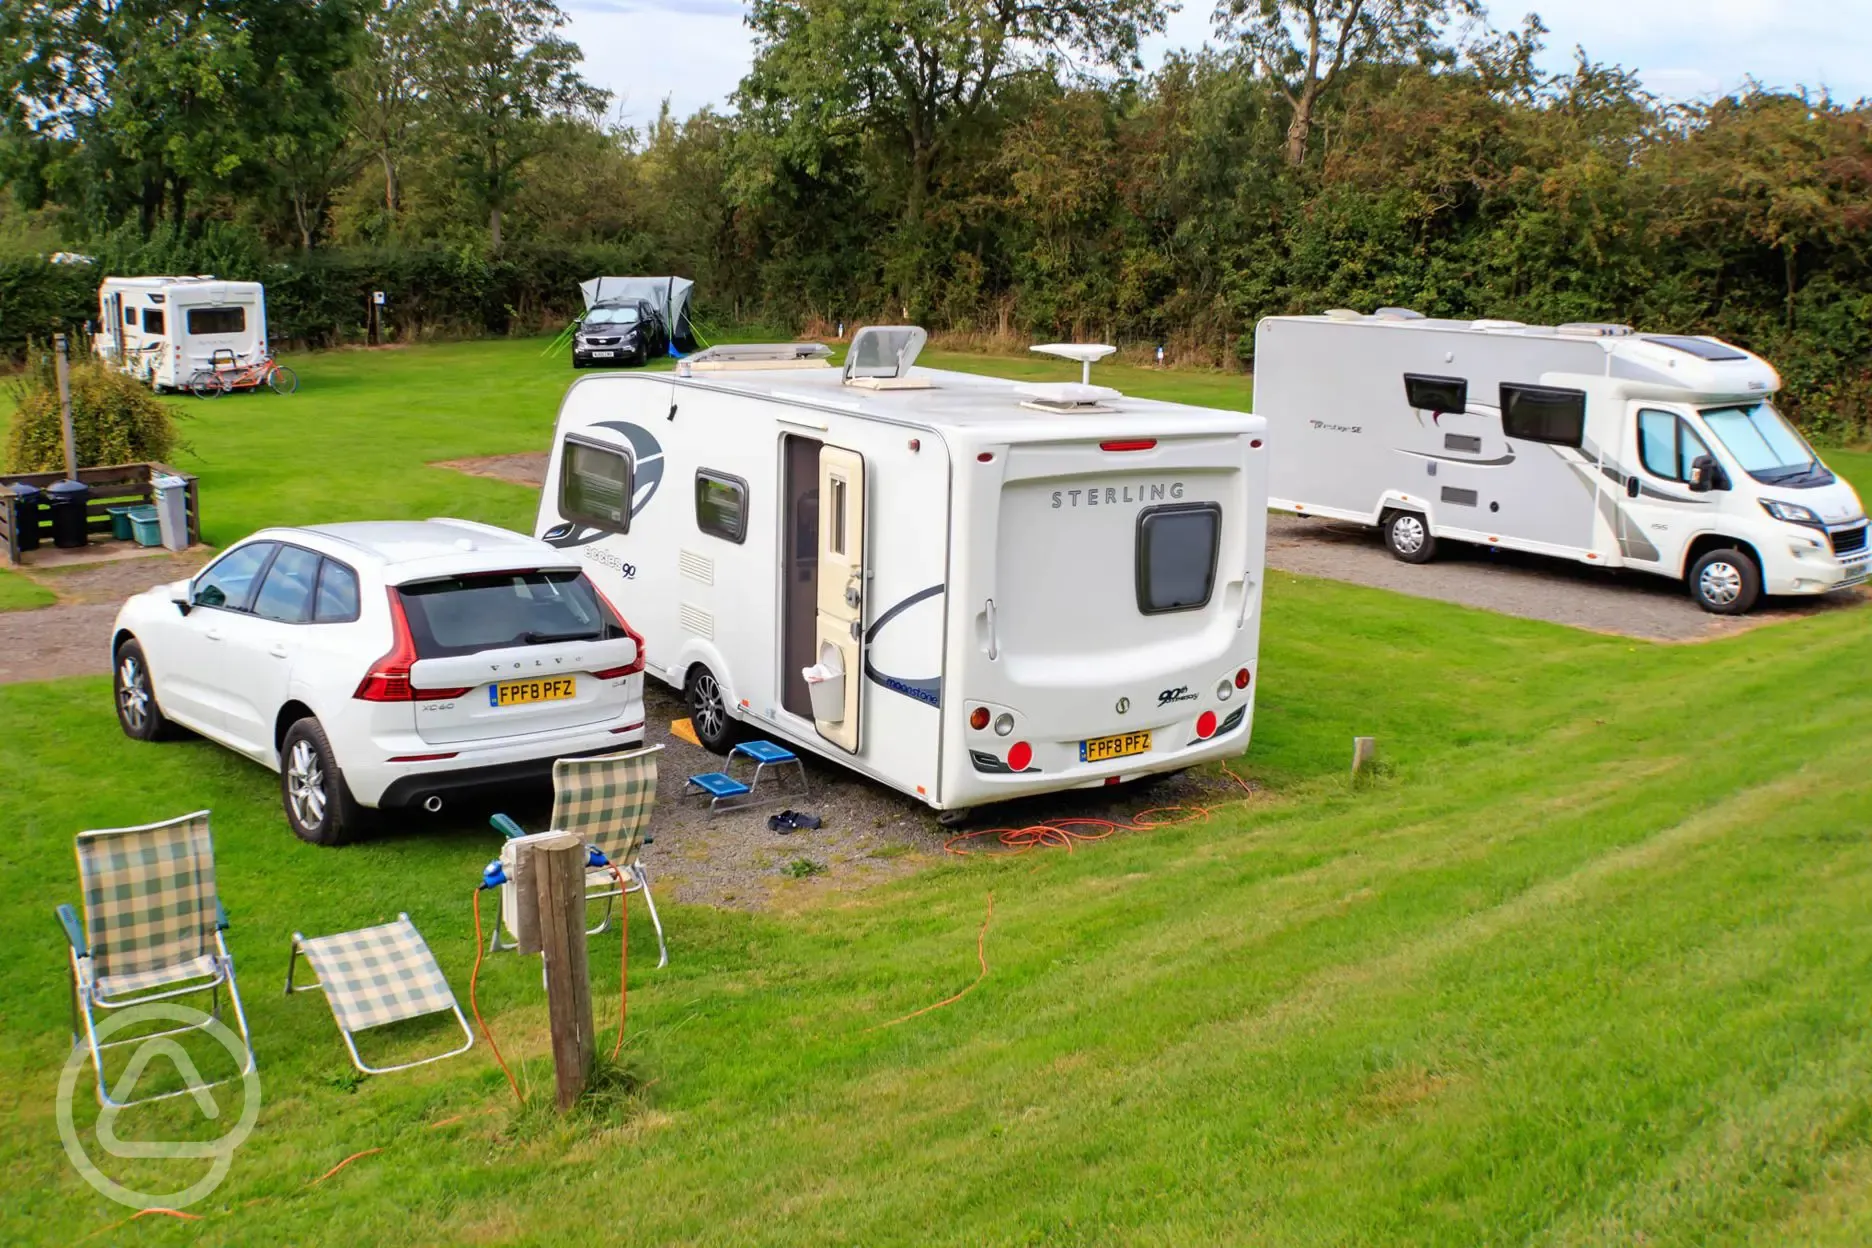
top-left (572, 299), bottom-right (668, 368)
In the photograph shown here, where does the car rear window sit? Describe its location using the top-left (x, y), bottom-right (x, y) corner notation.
top-left (398, 571), bottom-right (623, 658)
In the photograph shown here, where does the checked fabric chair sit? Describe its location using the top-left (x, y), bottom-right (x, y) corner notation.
top-left (286, 914), bottom-right (473, 1075)
top-left (489, 744), bottom-right (669, 967)
top-left (56, 811), bottom-right (255, 1108)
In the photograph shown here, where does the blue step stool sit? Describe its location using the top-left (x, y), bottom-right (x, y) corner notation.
top-left (731, 740), bottom-right (809, 797)
top-left (683, 771), bottom-right (752, 811)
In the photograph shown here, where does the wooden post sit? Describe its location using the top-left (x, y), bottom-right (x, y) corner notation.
top-left (531, 831), bottom-right (593, 1110)
top-left (1351, 736), bottom-right (1377, 779)
top-left (53, 334), bottom-right (77, 481)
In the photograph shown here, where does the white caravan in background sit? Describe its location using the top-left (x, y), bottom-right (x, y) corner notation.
top-left (1255, 310), bottom-right (1868, 613)
top-left (95, 276), bottom-right (269, 390)
top-left (535, 328), bottom-right (1269, 818)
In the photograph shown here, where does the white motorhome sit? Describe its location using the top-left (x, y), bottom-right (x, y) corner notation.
top-left (1256, 311), bottom-right (1868, 613)
top-left (95, 276), bottom-right (269, 390)
top-left (535, 328), bottom-right (1269, 818)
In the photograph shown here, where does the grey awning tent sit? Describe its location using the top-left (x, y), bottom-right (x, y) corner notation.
top-left (579, 276), bottom-right (695, 351)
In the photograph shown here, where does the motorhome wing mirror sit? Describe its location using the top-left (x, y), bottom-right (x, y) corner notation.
top-left (1688, 455), bottom-right (1718, 493)
top-left (172, 594), bottom-right (192, 616)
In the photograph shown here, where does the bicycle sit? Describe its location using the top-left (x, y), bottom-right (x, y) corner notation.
top-left (187, 350), bottom-right (299, 398)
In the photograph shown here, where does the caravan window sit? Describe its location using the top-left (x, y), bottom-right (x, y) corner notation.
top-left (187, 307), bottom-right (246, 335)
top-left (141, 308), bottom-right (165, 335)
top-left (123, 305), bottom-right (135, 326)
top-left (695, 470), bottom-right (748, 544)
top-left (1500, 383), bottom-right (1585, 447)
top-left (1136, 504), bottom-right (1221, 615)
top-left (559, 438), bottom-right (633, 534)
top-left (1404, 374), bottom-right (1468, 414)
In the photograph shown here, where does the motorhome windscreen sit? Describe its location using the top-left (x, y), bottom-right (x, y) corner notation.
top-left (1404, 373), bottom-right (1467, 413)
top-left (560, 439), bottom-right (633, 533)
top-left (1500, 384), bottom-right (1586, 447)
top-left (1701, 403), bottom-right (1823, 481)
top-left (1136, 504), bottom-right (1221, 614)
top-left (186, 307), bottom-right (246, 335)
top-left (399, 571), bottom-right (618, 658)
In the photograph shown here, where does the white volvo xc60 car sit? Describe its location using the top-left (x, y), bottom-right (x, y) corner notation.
top-left (110, 519), bottom-right (646, 844)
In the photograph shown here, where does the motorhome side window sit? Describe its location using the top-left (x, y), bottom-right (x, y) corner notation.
top-left (187, 307), bottom-right (246, 335)
top-left (141, 308), bottom-right (165, 335)
top-left (559, 438), bottom-right (633, 534)
top-left (1404, 374), bottom-right (1468, 413)
top-left (123, 306), bottom-right (135, 326)
top-left (1499, 383), bottom-right (1586, 447)
top-left (1136, 503), bottom-right (1222, 615)
top-left (1637, 410), bottom-right (1713, 482)
top-left (695, 470), bottom-right (748, 544)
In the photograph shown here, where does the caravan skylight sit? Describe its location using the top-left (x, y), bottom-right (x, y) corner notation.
top-left (843, 326), bottom-right (928, 385)
top-left (1643, 335), bottom-right (1747, 362)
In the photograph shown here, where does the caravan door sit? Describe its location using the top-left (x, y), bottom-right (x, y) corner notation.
top-left (811, 446), bottom-right (866, 751)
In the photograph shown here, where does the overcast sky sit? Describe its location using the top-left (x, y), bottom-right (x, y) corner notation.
top-left (565, 0), bottom-right (1872, 131)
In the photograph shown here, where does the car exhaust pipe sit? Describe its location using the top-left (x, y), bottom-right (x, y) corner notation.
top-left (423, 795), bottom-right (444, 813)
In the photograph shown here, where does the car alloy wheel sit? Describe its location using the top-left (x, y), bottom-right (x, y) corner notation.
top-left (287, 737), bottom-right (328, 829)
top-left (692, 670), bottom-right (725, 739)
top-left (117, 653), bottom-right (152, 733)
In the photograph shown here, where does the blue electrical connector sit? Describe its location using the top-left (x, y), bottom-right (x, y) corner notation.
top-left (480, 859), bottom-right (507, 891)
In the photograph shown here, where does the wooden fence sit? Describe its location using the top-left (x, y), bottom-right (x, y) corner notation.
top-left (0, 462), bottom-right (200, 565)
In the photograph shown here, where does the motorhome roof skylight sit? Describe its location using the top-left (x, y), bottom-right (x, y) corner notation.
top-left (843, 326), bottom-right (928, 386)
top-left (679, 342), bottom-right (831, 374)
top-left (1373, 307), bottom-right (1425, 320)
top-left (1643, 334), bottom-right (1748, 362)
top-left (1030, 342), bottom-right (1117, 385)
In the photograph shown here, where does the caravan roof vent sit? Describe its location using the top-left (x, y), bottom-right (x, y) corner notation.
top-left (1557, 322), bottom-right (1634, 337)
top-left (1016, 382), bottom-right (1122, 415)
top-left (843, 326), bottom-right (929, 388)
top-left (1031, 342), bottom-right (1117, 385)
top-left (1471, 318), bottom-right (1526, 331)
top-left (679, 342), bottom-right (831, 375)
top-left (1323, 308), bottom-right (1363, 321)
top-left (1373, 307), bottom-right (1426, 321)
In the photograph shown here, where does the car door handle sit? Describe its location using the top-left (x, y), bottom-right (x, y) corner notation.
top-left (268, 644), bottom-right (289, 659)
top-left (205, 628), bottom-right (223, 642)
top-left (1626, 476), bottom-right (1640, 498)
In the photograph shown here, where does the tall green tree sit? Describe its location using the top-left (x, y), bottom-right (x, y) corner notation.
top-left (341, 0), bottom-right (432, 233)
top-left (1213, 0), bottom-right (1480, 167)
top-left (420, 0), bottom-right (608, 247)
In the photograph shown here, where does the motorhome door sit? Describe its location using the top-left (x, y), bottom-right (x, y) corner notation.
top-left (811, 446), bottom-right (866, 751)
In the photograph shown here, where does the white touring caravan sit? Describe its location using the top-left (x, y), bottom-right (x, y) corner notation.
top-left (1256, 311), bottom-right (1868, 613)
top-left (535, 327), bottom-right (1269, 818)
top-left (94, 276), bottom-right (269, 390)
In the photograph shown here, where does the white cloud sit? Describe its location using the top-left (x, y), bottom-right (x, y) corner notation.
top-left (560, 0), bottom-right (1872, 127)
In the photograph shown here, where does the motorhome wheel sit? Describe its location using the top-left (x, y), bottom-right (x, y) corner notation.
top-left (1383, 510), bottom-right (1437, 564)
top-left (1688, 548), bottom-right (1761, 615)
top-left (686, 665), bottom-right (739, 754)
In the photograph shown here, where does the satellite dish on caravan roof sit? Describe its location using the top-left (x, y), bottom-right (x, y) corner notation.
top-left (1030, 342), bottom-right (1116, 385)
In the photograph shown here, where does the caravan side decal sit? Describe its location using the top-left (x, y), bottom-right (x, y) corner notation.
top-left (863, 585), bottom-right (944, 709)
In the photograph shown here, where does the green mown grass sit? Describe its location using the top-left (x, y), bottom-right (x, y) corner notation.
top-left (1, 340), bottom-right (1870, 1246)
top-left (0, 566), bottom-right (55, 611)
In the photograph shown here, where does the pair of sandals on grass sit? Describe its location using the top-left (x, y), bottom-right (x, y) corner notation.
top-left (767, 810), bottom-right (822, 834)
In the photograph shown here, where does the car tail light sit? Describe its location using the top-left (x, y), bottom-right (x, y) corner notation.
top-left (1234, 667), bottom-right (1251, 689)
top-left (1007, 741), bottom-right (1033, 771)
top-left (969, 706), bottom-right (991, 731)
top-left (588, 580), bottom-right (645, 679)
top-left (355, 589), bottom-right (470, 701)
top-left (1196, 711), bottom-right (1218, 739)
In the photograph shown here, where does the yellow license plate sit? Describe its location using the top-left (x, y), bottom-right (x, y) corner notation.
top-left (1080, 730), bottom-right (1152, 763)
top-left (489, 677), bottom-right (577, 707)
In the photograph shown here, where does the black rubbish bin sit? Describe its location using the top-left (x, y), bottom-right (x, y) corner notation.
top-left (10, 482), bottom-right (43, 552)
top-left (47, 479), bottom-right (92, 550)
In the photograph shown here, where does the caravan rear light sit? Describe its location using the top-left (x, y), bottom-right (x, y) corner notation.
top-left (1195, 711), bottom-right (1218, 739)
top-left (993, 713), bottom-right (1014, 736)
top-left (1216, 679), bottom-right (1233, 702)
top-left (1099, 439), bottom-right (1157, 452)
top-left (977, 452), bottom-right (995, 463)
top-left (587, 580), bottom-right (646, 678)
top-left (1234, 667), bottom-right (1251, 689)
top-left (969, 706), bottom-right (991, 731)
top-left (1007, 741), bottom-right (1033, 772)
top-left (355, 589), bottom-right (470, 701)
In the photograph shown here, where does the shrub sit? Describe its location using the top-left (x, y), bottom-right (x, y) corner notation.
top-left (4, 346), bottom-right (186, 471)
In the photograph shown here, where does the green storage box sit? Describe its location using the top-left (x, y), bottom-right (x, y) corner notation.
top-left (127, 505), bottom-right (163, 547)
top-left (107, 504), bottom-right (137, 540)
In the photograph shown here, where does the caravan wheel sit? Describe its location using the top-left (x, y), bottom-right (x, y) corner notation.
top-left (1383, 510), bottom-right (1437, 564)
top-left (686, 665), bottom-right (740, 755)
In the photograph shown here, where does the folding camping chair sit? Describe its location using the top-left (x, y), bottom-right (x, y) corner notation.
top-left (55, 811), bottom-right (255, 1108)
top-left (285, 914), bottom-right (473, 1075)
top-left (488, 744), bottom-right (669, 967)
